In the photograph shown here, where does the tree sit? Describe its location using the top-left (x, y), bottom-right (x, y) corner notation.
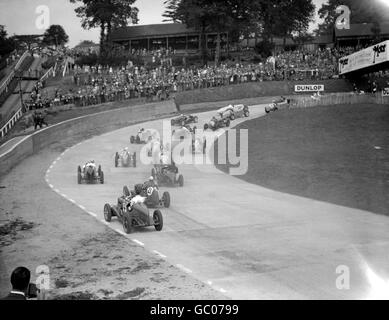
top-left (315, 0), bottom-right (389, 35)
top-left (164, 0), bottom-right (253, 65)
top-left (271, 0), bottom-right (315, 47)
top-left (42, 25), bottom-right (69, 47)
top-left (0, 25), bottom-right (16, 57)
top-left (70, 0), bottom-right (138, 58)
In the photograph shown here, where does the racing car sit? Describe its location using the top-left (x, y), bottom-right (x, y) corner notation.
top-left (151, 164), bottom-right (184, 187)
top-left (265, 96), bottom-right (290, 114)
top-left (123, 184), bottom-right (170, 209)
top-left (103, 193), bottom-right (163, 234)
top-left (223, 104), bottom-right (250, 120)
top-left (115, 148), bottom-right (136, 167)
top-left (203, 114), bottom-right (230, 131)
top-left (130, 128), bottom-right (159, 144)
top-left (77, 161), bottom-right (104, 184)
top-left (171, 114), bottom-right (198, 127)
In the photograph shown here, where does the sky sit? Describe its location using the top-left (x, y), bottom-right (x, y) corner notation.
top-left (0, 0), bottom-right (327, 48)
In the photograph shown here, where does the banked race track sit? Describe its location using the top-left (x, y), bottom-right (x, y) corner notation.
top-left (45, 104), bottom-right (389, 300)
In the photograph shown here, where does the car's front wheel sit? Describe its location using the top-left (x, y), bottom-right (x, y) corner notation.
top-left (104, 203), bottom-right (112, 222)
top-left (153, 210), bottom-right (163, 231)
top-left (123, 213), bottom-right (134, 234)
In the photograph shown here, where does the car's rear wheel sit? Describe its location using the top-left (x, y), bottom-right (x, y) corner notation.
top-left (98, 165), bottom-right (102, 176)
top-left (77, 171), bottom-right (81, 184)
top-left (77, 165), bottom-right (81, 173)
top-left (244, 110), bottom-right (250, 117)
top-left (123, 185), bottom-right (130, 197)
top-left (162, 192), bottom-right (170, 208)
top-left (104, 203), bottom-right (112, 222)
top-left (136, 135), bottom-right (141, 144)
top-left (123, 214), bottom-right (133, 234)
top-left (115, 152), bottom-right (119, 167)
top-left (194, 116), bottom-right (198, 123)
top-left (178, 174), bottom-right (184, 187)
top-left (133, 152), bottom-right (136, 167)
top-left (226, 119), bottom-right (231, 127)
top-left (204, 123), bottom-right (208, 130)
top-left (100, 171), bottom-right (104, 184)
top-left (230, 113), bottom-right (235, 120)
top-left (153, 210), bottom-right (163, 231)
top-left (130, 136), bottom-right (135, 144)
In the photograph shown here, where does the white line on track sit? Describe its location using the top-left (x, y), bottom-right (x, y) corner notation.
top-left (153, 250), bottom-right (167, 259)
top-left (56, 157), bottom-right (61, 161)
top-left (219, 288), bottom-right (227, 293)
top-left (48, 184), bottom-right (53, 189)
top-left (132, 239), bottom-right (144, 246)
top-left (68, 199), bottom-right (75, 204)
top-left (115, 228), bottom-right (126, 236)
top-left (52, 160), bottom-right (56, 165)
top-left (207, 280), bottom-right (213, 285)
top-left (54, 189), bottom-right (60, 193)
top-left (60, 193), bottom-right (67, 198)
top-left (87, 211), bottom-right (97, 217)
top-left (78, 204), bottom-right (86, 210)
top-left (176, 264), bottom-right (193, 274)
top-left (100, 219), bottom-right (109, 225)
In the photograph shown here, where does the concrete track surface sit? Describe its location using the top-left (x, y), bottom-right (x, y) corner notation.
top-left (46, 104), bottom-right (389, 299)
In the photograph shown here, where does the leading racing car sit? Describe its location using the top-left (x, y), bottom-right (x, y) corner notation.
top-left (77, 161), bottom-right (104, 184)
top-left (103, 187), bottom-right (163, 234)
top-left (265, 96), bottom-right (290, 113)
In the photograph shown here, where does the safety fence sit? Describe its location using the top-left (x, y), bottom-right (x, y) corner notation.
top-left (0, 107), bottom-right (23, 138)
top-left (0, 51), bottom-right (30, 97)
top-left (291, 91), bottom-right (389, 109)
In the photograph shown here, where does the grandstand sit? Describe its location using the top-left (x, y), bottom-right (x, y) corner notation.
top-left (110, 23), bottom-right (228, 52)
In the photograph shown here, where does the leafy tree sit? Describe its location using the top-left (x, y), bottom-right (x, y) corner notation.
top-left (70, 0), bottom-right (138, 58)
top-left (164, 0), bottom-right (253, 65)
top-left (0, 25), bottom-right (16, 57)
top-left (42, 25), bottom-right (69, 47)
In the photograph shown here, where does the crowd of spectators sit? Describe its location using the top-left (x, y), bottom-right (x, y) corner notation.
top-left (26, 41), bottom-right (389, 110)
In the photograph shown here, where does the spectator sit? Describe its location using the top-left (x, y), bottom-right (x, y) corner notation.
top-left (1, 266), bottom-right (31, 300)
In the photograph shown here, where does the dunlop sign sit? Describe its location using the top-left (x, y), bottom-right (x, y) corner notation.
top-left (294, 84), bottom-right (324, 92)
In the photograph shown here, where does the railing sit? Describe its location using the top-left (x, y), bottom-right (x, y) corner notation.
top-left (0, 50), bottom-right (29, 97)
top-left (40, 66), bottom-right (54, 82)
top-left (0, 107), bottom-right (23, 138)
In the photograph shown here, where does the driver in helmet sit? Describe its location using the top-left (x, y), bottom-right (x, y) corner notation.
top-left (143, 176), bottom-right (158, 190)
top-left (129, 184), bottom-right (146, 207)
top-left (138, 128), bottom-right (145, 135)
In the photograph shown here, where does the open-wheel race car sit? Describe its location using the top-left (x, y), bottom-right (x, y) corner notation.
top-left (171, 114), bottom-right (198, 127)
top-left (204, 114), bottom-right (230, 131)
top-left (151, 164), bottom-right (184, 187)
top-left (217, 104), bottom-right (250, 120)
top-left (115, 148), bottom-right (136, 167)
top-left (265, 96), bottom-right (290, 113)
top-left (103, 193), bottom-right (163, 234)
top-left (123, 184), bottom-right (170, 209)
top-left (77, 161), bottom-right (104, 184)
top-left (130, 128), bottom-right (159, 144)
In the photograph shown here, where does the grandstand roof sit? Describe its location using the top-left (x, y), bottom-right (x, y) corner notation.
top-left (110, 23), bottom-right (201, 41)
top-left (335, 22), bottom-right (389, 38)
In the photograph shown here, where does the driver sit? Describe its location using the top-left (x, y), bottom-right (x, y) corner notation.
top-left (145, 176), bottom-right (158, 188)
top-left (138, 128), bottom-right (145, 135)
top-left (129, 184), bottom-right (146, 207)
